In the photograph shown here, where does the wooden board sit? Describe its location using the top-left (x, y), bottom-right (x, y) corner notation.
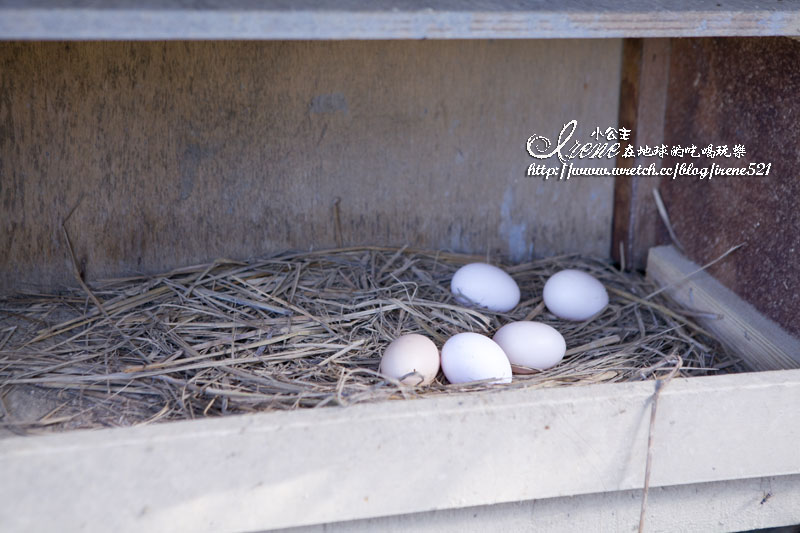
top-left (611, 38), bottom-right (671, 271)
top-left (0, 40), bottom-right (620, 291)
top-left (279, 475), bottom-right (800, 533)
top-left (647, 245), bottom-right (800, 371)
top-left (659, 36), bottom-right (800, 338)
top-left (1, 1), bottom-right (800, 39)
top-left (3, 368), bottom-right (800, 531)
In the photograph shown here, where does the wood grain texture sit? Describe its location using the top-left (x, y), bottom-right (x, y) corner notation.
top-left (611, 38), bottom-right (671, 271)
top-left (0, 40), bottom-right (620, 290)
top-left (279, 475), bottom-right (800, 533)
top-left (1, 0), bottom-right (800, 39)
top-left (610, 39), bottom-right (642, 271)
top-left (647, 245), bottom-right (800, 371)
top-left (3, 368), bottom-right (800, 531)
top-left (659, 37), bottom-right (800, 338)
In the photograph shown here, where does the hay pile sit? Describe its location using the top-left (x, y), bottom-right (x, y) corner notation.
top-left (0, 247), bottom-right (738, 434)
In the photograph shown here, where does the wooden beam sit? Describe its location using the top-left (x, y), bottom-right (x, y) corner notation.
top-left (612, 38), bottom-right (671, 271)
top-left (288, 475), bottom-right (800, 533)
top-left (2, 1), bottom-right (800, 40)
top-left (647, 245), bottom-right (800, 371)
top-left (3, 367), bottom-right (800, 531)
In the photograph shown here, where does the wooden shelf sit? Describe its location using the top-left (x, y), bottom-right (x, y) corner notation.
top-left (1, 0), bottom-right (799, 40)
top-left (3, 369), bottom-right (800, 531)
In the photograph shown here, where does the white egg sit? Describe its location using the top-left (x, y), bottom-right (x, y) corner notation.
top-left (450, 263), bottom-right (520, 313)
top-left (380, 334), bottom-right (440, 386)
top-left (493, 321), bottom-right (566, 372)
top-left (441, 332), bottom-right (512, 384)
top-left (543, 269), bottom-right (609, 321)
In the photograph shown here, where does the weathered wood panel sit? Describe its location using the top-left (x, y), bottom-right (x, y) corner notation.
top-left (279, 475), bottom-right (800, 533)
top-left (611, 38), bottom-right (671, 271)
top-left (648, 245), bottom-right (800, 371)
top-left (1, 0), bottom-right (800, 40)
top-left (659, 37), bottom-right (800, 338)
top-left (3, 369), bottom-right (800, 532)
top-left (0, 40), bottom-right (620, 290)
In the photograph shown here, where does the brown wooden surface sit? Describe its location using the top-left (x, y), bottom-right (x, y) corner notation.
top-left (611, 38), bottom-right (671, 271)
top-left (0, 40), bottom-right (621, 290)
top-left (659, 37), bottom-right (800, 338)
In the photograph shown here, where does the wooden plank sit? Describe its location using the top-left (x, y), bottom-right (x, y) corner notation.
top-left (647, 245), bottom-right (800, 371)
top-left (659, 36), bottom-right (800, 339)
top-left (279, 475), bottom-right (800, 533)
top-left (611, 39), bottom-right (642, 270)
top-left (3, 368), bottom-right (800, 531)
top-left (2, 0), bottom-right (800, 40)
top-left (611, 38), bottom-right (671, 271)
top-left (0, 40), bottom-right (620, 290)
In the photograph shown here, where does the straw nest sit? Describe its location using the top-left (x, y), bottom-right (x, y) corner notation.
top-left (0, 246), bottom-right (738, 434)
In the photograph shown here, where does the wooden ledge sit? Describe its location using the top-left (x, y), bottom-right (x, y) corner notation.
top-left (1, 0), bottom-right (800, 40)
top-left (647, 245), bottom-right (800, 371)
top-left (3, 368), bottom-right (800, 531)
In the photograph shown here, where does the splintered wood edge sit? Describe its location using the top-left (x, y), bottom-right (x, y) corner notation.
top-left (646, 244), bottom-right (800, 371)
top-left (2, 1), bottom-right (800, 39)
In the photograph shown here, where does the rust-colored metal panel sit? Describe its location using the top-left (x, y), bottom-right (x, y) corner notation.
top-left (0, 40), bottom-right (621, 290)
top-left (660, 37), bottom-right (800, 337)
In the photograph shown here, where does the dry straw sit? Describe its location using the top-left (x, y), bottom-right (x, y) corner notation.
top-left (0, 246), bottom-right (739, 434)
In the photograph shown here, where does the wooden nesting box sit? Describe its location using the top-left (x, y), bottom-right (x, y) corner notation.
top-left (2, 2), bottom-right (800, 532)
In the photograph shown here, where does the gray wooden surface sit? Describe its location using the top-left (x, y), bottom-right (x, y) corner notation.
top-left (0, 40), bottom-right (619, 290)
top-left (1, 0), bottom-right (800, 39)
top-left (278, 475), bottom-right (800, 533)
top-left (3, 368), bottom-right (800, 531)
